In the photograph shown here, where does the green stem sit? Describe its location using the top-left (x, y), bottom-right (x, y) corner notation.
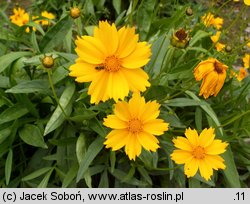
top-left (47, 69), bottom-right (68, 119)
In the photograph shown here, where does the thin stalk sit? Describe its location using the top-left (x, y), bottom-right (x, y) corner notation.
top-left (47, 69), bottom-right (68, 119)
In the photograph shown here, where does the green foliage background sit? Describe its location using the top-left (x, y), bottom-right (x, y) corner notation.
top-left (0, 0), bottom-right (249, 187)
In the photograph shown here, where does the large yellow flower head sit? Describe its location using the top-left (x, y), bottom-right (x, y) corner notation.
top-left (10, 7), bottom-right (29, 27)
top-left (201, 12), bottom-right (223, 30)
top-left (103, 93), bottom-right (169, 160)
top-left (194, 58), bottom-right (228, 99)
top-left (69, 21), bottom-right (151, 104)
top-left (243, 54), bottom-right (250, 69)
top-left (171, 128), bottom-right (228, 181)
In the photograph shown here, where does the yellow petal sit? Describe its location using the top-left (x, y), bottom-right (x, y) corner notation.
top-left (199, 71), bottom-right (218, 98)
top-left (205, 140), bottom-right (228, 155)
top-left (143, 119), bottom-right (169, 135)
top-left (198, 127), bottom-right (215, 147)
top-left (69, 60), bottom-right (98, 82)
top-left (205, 155), bottom-right (226, 170)
top-left (116, 26), bottom-right (138, 58)
top-left (75, 37), bottom-right (104, 64)
top-left (137, 131), bottom-right (159, 152)
top-left (184, 158), bottom-right (199, 178)
top-left (140, 100), bottom-right (160, 123)
top-left (184, 128), bottom-right (199, 146)
top-left (193, 60), bottom-right (214, 81)
top-left (103, 115), bottom-right (127, 129)
top-left (172, 136), bottom-right (193, 151)
top-left (114, 101), bottom-right (131, 122)
top-left (125, 133), bottom-right (142, 160)
top-left (128, 93), bottom-right (146, 118)
top-left (104, 129), bottom-right (129, 151)
top-left (111, 71), bottom-right (130, 102)
top-left (198, 159), bottom-right (213, 181)
top-left (121, 68), bottom-right (150, 92)
top-left (121, 42), bottom-right (151, 69)
top-left (94, 21), bottom-right (119, 55)
top-left (88, 71), bottom-right (109, 104)
top-left (170, 150), bottom-right (193, 164)
top-left (216, 72), bottom-right (227, 91)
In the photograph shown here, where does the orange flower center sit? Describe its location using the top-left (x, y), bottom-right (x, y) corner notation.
top-left (214, 61), bottom-right (224, 74)
top-left (192, 146), bottom-right (205, 159)
top-left (127, 118), bottom-right (143, 134)
top-left (104, 55), bottom-right (121, 72)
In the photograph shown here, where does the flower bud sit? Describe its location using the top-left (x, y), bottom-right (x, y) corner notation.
top-left (171, 28), bottom-right (190, 49)
top-left (225, 45), bottom-right (232, 53)
top-left (70, 7), bottom-right (81, 19)
top-left (41, 55), bottom-right (54, 68)
top-left (186, 7), bottom-right (193, 16)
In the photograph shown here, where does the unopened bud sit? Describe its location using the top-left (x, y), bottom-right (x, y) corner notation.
top-left (186, 8), bottom-right (193, 16)
top-left (70, 7), bottom-right (81, 19)
top-left (41, 55), bottom-right (54, 68)
top-left (225, 45), bottom-right (232, 52)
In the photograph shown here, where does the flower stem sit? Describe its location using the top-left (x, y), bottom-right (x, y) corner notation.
top-left (47, 69), bottom-right (68, 119)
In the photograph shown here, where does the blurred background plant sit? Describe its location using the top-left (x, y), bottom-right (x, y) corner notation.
top-left (0, 0), bottom-right (249, 188)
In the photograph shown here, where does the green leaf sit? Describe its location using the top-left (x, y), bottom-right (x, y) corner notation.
top-left (189, 30), bottom-right (210, 46)
top-left (52, 63), bottom-right (71, 85)
top-left (44, 83), bottom-right (75, 135)
top-left (31, 31), bottom-right (40, 53)
top-left (19, 124), bottom-right (48, 148)
top-left (37, 168), bottom-right (54, 188)
top-left (138, 166), bottom-right (152, 185)
top-left (112, 0), bottom-right (121, 14)
top-left (5, 80), bottom-right (50, 94)
top-left (40, 16), bottom-right (73, 52)
top-left (22, 167), bottom-right (52, 181)
top-left (5, 149), bottom-right (13, 185)
top-left (98, 170), bottom-right (109, 187)
top-left (76, 133), bottom-right (87, 164)
top-left (0, 127), bottom-right (11, 144)
top-left (77, 137), bottom-right (104, 182)
top-left (136, 0), bottom-right (156, 40)
top-left (62, 162), bottom-right (78, 187)
top-left (0, 51), bottom-right (32, 73)
top-left (165, 98), bottom-right (208, 107)
top-left (89, 118), bottom-right (107, 137)
top-left (70, 110), bottom-right (98, 122)
top-left (0, 103), bottom-right (29, 125)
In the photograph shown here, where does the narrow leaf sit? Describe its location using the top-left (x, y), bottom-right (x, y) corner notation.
top-left (76, 137), bottom-right (104, 182)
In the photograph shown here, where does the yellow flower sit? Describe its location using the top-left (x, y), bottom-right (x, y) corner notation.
top-left (243, 54), bottom-right (250, 69)
top-left (244, 0), bottom-right (250, 6)
top-left (69, 21), bottom-right (151, 104)
top-left (194, 58), bottom-right (228, 99)
top-left (103, 93), bottom-right (169, 160)
top-left (10, 7), bottom-right (29, 27)
top-left (171, 128), bottom-right (228, 181)
top-left (201, 12), bottom-right (223, 30)
top-left (233, 0), bottom-right (240, 2)
top-left (201, 12), bottom-right (214, 27)
top-left (237, 68), bottom-right (248, 81)
top-left (210, 31), bottom-right (225, 52)
top-left (40, 11), bottom-right (55, 26)
top-left (247, 42), bottom-right (250, 48)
